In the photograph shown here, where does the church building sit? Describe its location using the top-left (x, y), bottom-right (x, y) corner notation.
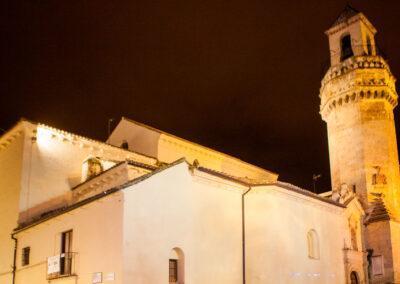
top-left (0, 6), bottom-right (398, 284)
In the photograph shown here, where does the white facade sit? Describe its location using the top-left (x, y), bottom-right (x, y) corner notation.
top-left (0, 120), bottom-right (366, 284)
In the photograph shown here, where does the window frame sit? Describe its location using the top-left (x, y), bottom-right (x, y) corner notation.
top-left (22, 246), bottom-right (30, 266)
top-left (169, 259), bottom-right (178, 283)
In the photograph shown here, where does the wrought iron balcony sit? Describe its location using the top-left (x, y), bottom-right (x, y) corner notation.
top-left (47, 252), bottom-right (76, 280)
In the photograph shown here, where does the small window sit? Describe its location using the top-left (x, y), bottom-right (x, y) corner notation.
top-left (169, 259), bottom-right (178, 283)
top-left (121, 140), bottom-right (129, 149)
top-left (22, 247), bottom-right (30, 266)
top-left (307, 229), bottom-right (320, 259)
top-left (366, 36), bottom-right (372, 55)
top-left (341, 34), bottom-right (354, 61)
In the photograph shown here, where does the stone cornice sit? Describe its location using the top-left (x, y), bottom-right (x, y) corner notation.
top-left (325, 13), bottom-right (377, 36)
top-left (0, 120), bottom-right (25, 152)
top-left (320, 56), bottom-right (398, 120)
top-left (321, 56), bottom-right (395, 89)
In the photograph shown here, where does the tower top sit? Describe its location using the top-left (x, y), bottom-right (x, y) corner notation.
top-left (326, 5), bottom-right (377, 36)
top-left (331, 4), bottom-right (360, 28)
top-left (325, 6), bottom-right (378, 66)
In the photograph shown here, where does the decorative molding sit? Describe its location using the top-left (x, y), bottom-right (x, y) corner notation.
top-left (320, 56), bottom-right (398, 120)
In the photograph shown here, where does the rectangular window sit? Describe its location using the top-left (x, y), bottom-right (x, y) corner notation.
top-left (372, 255), bottom-right (384, 276)
top-left (22, 247), bottom-right (30, 266)
top-left (60, 230), bottom-right (73, 275)
top-left (169, 259), bottom-right (178, 283)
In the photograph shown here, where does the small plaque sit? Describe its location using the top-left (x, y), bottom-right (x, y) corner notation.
top-left (92, 272), bottom-right (102, 283)
top-left (105, 272), bottom-right (115, 281)
top-left (47, 255), bottom-right (60, 274)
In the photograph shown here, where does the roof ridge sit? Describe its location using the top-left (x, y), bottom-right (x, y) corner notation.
top-left (118, 117), bottom-right (278, 177)
top-left (331, 4), bottom-right (360, 28)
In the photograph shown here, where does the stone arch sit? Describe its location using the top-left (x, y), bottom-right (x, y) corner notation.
top-left (360, 91), bottom-right (365, 99)
top-left (350, 271), bottom-right (359, 284)
top-left (169, 247), bottom-right (185, 283)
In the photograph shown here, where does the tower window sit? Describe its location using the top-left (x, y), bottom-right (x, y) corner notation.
top-left (340, 34), bottom-right (354, 61)
top-left (366, 36), bottom-right (372, 55)
top-left (22, 247), bottom-right (30, 266)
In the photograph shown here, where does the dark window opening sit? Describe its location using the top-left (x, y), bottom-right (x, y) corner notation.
top-left (169, 259), bottom-right (178, 283)
top-left (60, 230), bottom-right (72, 275)
top-left (121, 140), bottom-right (129, 149)
top-left (22, 247), bottom-right (30, 266)
top-left (341, 34), bottom-right (354, 61)
top-left (366, 36), bottom-right (372, 55)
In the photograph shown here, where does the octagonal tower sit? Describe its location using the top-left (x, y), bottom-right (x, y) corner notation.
top-left (320, 6), bottom-right (400, 283)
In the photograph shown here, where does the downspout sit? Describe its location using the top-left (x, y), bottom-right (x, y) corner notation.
top-left (242, 186), bottom-right (253, 284)
top-left (11, 233), bottom-right (17, 284)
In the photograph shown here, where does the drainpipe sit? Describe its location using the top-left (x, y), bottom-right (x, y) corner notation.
top-left (11, 233), bottom-right (17, 284)
top-left (242, 186), bottom-right (253, 284)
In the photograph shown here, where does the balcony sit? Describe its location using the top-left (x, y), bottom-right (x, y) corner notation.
top-left (47, 252), bottom-right (76, 280)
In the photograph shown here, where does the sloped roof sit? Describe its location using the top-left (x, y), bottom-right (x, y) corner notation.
top-left (14, 158), bottom-right (187, 233)
top-left (365, 194), bottom-right (392, 224)
top-left (331, 4), bottom-right (360, 28)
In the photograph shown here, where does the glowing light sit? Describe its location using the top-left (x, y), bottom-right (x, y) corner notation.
top-left (36, 127), bottom-right (54, 148)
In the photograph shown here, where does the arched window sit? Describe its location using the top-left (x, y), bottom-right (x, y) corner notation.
top-left (169, 248), bottom-right (184, 283)
top-left (341, 34), bottom-right (354, 61)
top-left (307, 229), bottom-right (320, 259)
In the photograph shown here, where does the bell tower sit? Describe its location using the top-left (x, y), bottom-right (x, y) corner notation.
top-left (320, 5), bottom-right (400, 283)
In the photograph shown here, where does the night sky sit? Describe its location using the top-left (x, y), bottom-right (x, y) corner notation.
top-left (2, 1), bottom-right (400, 192)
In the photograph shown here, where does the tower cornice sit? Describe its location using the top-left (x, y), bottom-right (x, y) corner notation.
top-left (325, 13), bottom-right (377, 36)
top-left (320, 56), bottom-right (398, 121)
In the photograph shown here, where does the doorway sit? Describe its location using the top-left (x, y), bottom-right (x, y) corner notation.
top-left (350, 271), bottom-right (359, 284)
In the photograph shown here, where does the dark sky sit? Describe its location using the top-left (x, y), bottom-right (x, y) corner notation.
top-left (1, 0), bottom-right (400, 192)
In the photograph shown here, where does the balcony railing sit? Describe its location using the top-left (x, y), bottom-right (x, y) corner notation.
top-left (47, 252), bottom-right (76, 280)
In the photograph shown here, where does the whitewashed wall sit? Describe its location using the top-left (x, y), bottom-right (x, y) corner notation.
top-left (245, 185), bottom-right (347, 284)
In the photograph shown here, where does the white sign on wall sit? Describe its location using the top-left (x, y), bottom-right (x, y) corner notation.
top-left (105, 272), bottom-right (115, 281)
top-left (92, 272), bottom-right (102, 283)
top-left (47, 255), bottom-right (60, 274)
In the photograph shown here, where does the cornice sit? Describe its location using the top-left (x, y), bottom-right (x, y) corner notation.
top-left (320, 56), bottom-right (398, 120)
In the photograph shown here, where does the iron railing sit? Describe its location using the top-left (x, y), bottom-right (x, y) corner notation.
top-left (47, 252), bottom-right (75, 280)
